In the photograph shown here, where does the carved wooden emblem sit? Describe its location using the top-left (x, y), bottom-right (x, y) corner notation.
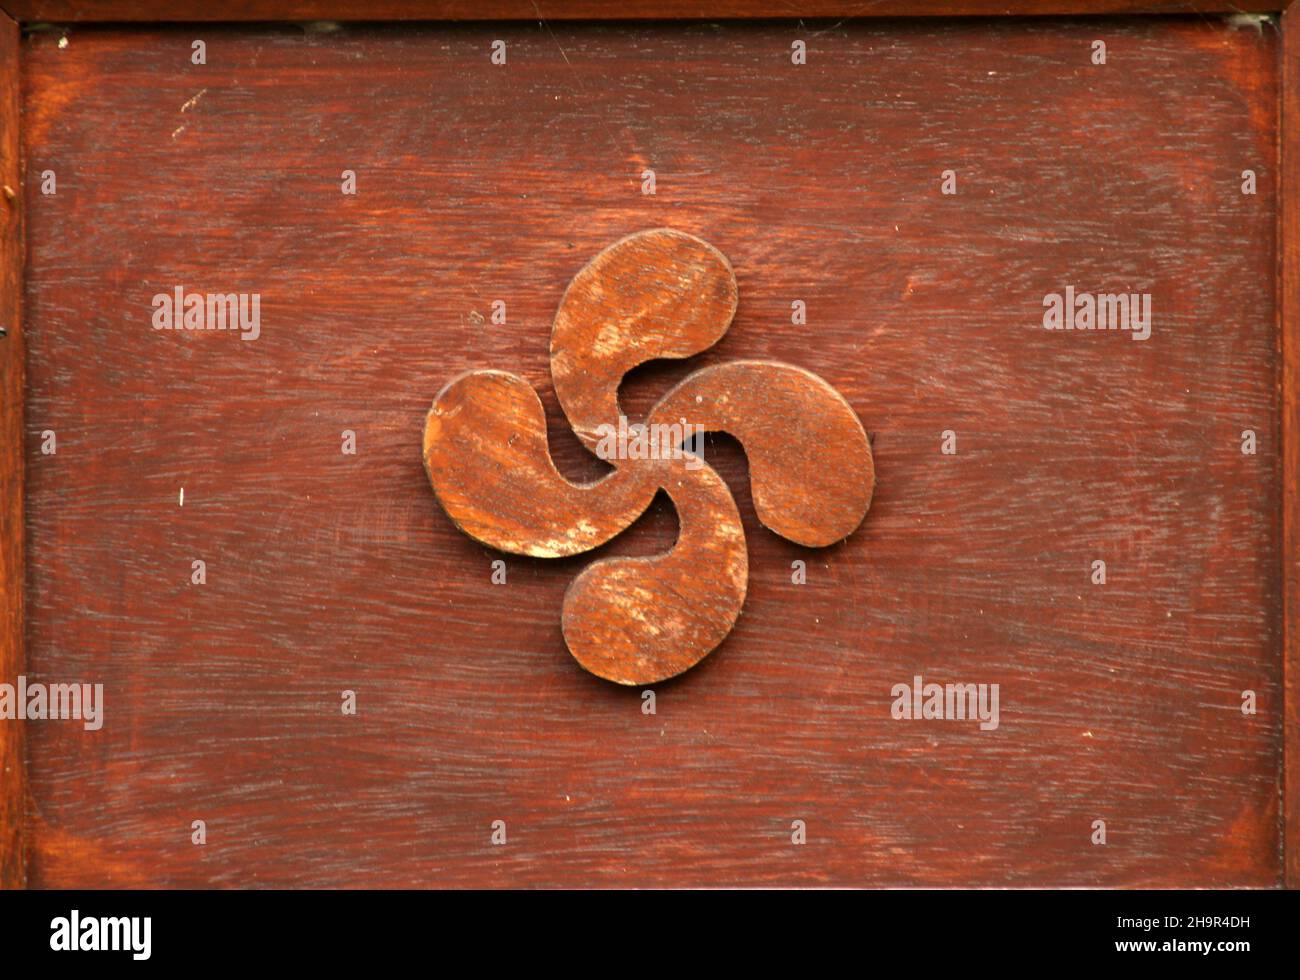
top-left (423, 229), bottom-right (874, 685)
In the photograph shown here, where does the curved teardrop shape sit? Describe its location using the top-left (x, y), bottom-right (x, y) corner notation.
top-left (648, 360), bottom-right (874, 547)
top-left (550, 228), bottom-right (738, 449)
top-left (561, 460), bottom-right (747, 684)
top-left (424, 370), bottom-right (656, 557)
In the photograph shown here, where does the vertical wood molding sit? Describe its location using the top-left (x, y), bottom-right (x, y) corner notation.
top-left (1283, 3), bottom-right (1300, 890)
top-left (0, 9), bottom-right (25, 889)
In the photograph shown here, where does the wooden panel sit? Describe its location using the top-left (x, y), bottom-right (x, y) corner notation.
top-left (0, 2), bottom-right (1292, 24)
top-left (20, 18), bottom-right (1280, 887)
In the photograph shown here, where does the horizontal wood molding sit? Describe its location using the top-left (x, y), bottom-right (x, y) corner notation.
top-left (0, 1), bottom-right (1293, 23)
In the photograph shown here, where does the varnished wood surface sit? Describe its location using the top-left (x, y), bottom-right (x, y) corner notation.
top-left (0, 1), bottom-right (1292, 24)
top-left (425, 230), bottom-right (873, 685)
top-left (18, 19), bottom-right (1282, 887)
top-left (0, 10), bottom-right (25, 890)
top-left (1281, 3), bottom-right (1299, 890)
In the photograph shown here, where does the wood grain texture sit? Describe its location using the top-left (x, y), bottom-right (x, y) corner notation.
top-left (648, 360), bottom-right (875, 546)
top-left (426, 229), bottom-right (872, 685)
top-left (550, 228), bottom-right (738, 451)
top-left (561, 455), bottom-right (749, 684)
top-left (0, 1), bottom-right (1293, 23)
top-left (424, 370), bottom-right (658, 558)
top-left (1282, 2), bottom-right (1299, 890)
top-left (21, 19), bottom-right (1281, 887)
top-left (0, 10), bottom-right (25, 891)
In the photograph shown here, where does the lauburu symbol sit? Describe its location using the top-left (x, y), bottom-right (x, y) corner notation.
top-left (424, 229), bottom-right (874, 685)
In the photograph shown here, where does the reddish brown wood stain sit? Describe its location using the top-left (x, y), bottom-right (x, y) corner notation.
top-left (0, 1), bottom-right (1290, 22)
top-left (1281, 1), bottom-right (1300, 889)
top-left (0, 10), bottom-right (25, 890)
top-left (17, 19), bottom-right (1283, 886)
top-left (424, 229), bottom-right (873, 684)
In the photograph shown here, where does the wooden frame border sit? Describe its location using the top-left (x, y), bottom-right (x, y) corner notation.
top-left (0, 7), bottom-right (24, 891)
top-left (0, 0), bottom-right (1296, 890)
top-left (1282, 0), bottom-right (1299, 891)
top-left (0, 1), bottom-right (1292, 22)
